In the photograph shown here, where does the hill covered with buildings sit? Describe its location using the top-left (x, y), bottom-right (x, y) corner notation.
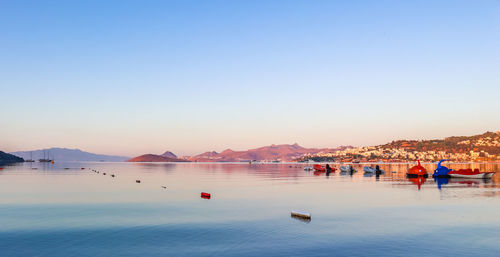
top-left (296, 131), bottom-right (500, 162)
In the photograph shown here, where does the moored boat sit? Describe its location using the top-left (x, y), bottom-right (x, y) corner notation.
top-left (340, 165), bottom-right (356, 173)
top-left (363, 166), bottom-right (385, 174)
top-left (448, 169), bottom-right (495, 179)
top-left (313, 164), bottom-right (335, 172)
top-left (407, 160), bottom-right (428, 178)
top-left (433, 159), bottom-right (452, 178)
top-left (433, 159), bottom-right (496, 179)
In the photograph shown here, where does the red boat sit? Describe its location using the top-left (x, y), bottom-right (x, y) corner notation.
top-left (448, 168), bottom-right (495, 179)
top-left (201, 192), bottom-right (211, 199)
top-left (313, 164), bottom-right (335, 172)
top-left (407, 160), bottom-right (428, 178)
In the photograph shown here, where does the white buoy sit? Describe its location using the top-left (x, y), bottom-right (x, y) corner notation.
top-left (291, 210), bottom-right (311, 219)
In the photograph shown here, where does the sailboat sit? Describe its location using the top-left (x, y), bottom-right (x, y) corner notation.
top-left (25, 151), bottom-right (35, 162)
top-left (39, 150), bottom-right (52, 163)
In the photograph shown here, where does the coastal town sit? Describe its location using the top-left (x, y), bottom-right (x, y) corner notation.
top-left (297, 131), bottom-right (500, 163)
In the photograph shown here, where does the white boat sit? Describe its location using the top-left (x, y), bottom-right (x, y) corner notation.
top-left (304, 166), bottom-right (313, 171)
top-left (363, 166), bottom-right (385, 174)
top-left (363, 166), bottom-right (375, 173)
top-left (448, 172), bottom-right (495, 179)
top-left (340, 165), bottom-right (356, 173)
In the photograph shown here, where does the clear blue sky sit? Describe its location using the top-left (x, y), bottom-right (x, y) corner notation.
top-left (1, 0), bottom-right (499, 156)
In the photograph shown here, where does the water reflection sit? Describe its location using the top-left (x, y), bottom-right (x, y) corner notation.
top-left (290, 215), bottom-right (311, 223)
top-left (408, 177), bottom-right (427, 190)
top-left (434, 177), bottom-right (449, 189)
top-left (1, 161), bottom-right (500, 257)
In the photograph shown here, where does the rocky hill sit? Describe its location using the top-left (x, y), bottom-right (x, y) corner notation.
top-left (128, 152), bottom-right (188, 162)
top-left (160, 151), bottom-right (177, 159)
top-left (189, 143), bottom-right (346, 162)
top-left (382, 131), bottom-right (500, 155)
top-left (0, 151), bottom-right (24, 163)
top-left (298, 131), bottom-right (500, 162)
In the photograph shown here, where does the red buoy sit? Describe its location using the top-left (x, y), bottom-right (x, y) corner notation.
top-left (81, 168), bottom-right (85, 170)
top-left (201, 192), bottom-right (211, 199)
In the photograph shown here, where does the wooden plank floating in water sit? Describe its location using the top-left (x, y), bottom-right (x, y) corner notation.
top-left (291, 210), bottom-right (311, 220)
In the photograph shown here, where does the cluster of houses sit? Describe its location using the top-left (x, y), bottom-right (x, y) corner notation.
top-left (300, 141), bottom-right (499, 163)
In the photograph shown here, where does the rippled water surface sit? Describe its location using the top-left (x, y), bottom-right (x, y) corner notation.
top-left (1, 162), bottom-right (500, 257)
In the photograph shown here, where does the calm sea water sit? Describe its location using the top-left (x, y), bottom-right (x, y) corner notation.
top-left (0, 162), bottom-right (500, 257)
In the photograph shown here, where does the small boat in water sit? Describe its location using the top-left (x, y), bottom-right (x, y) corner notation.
top-left (433, 160), bottom-right (452, 178)
top-left (433, 160), bottom-right (495, 179)
top-left (363, 166), bottom-right (385, 174)
top-left (407, 160), bottom-right (428, 178)
top-left (39, 150), bottom-right (52, 163)
top-left (448, 169), bottom-right (495, 179)
top-left (25, 152), bottom-right (35, 162)
top-left (291, 210), bottom-right (311, 220)
top-left (313, 164), bottom-right (335, 172)
top-left (340, 165), bottom-right (356, 173)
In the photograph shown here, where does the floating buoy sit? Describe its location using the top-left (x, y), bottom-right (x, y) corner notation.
top-left (201, 192), bottom-right (211, 199)
top-left (291, 210), bottom-right (311, 220)
top-left (161, 186), bottom-right (167, 189)
top-left (103, 173), bottom-right (106, 175)
top-left (136, 180), bottom-right (141, 183)
top-left (111, 174), bottom-right (115, 177)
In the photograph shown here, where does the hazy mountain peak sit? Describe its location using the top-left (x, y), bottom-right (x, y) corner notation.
top-left (161, 151), bottom-right (177, 158)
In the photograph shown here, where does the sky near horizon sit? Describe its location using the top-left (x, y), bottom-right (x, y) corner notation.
top-left (1, 0), bottom-right (499, 157)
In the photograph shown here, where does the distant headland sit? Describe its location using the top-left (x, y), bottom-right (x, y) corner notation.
top-left (0, 151), bottom-right (24, 163)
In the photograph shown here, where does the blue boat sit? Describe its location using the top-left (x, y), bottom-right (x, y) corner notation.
top-left (433, 159), bottom-right (452, 178)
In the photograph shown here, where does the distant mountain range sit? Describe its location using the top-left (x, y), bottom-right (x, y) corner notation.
top-left (188, 143), bottom-right (339, 162)
top-left (128, 144), bottom-right (352, 162)
top-left (0, 151), bottom-right (24, 163)
top-left (10, 148), bottom-right (129, 162)
top-left (11, 131), bottom-right (499, 163)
